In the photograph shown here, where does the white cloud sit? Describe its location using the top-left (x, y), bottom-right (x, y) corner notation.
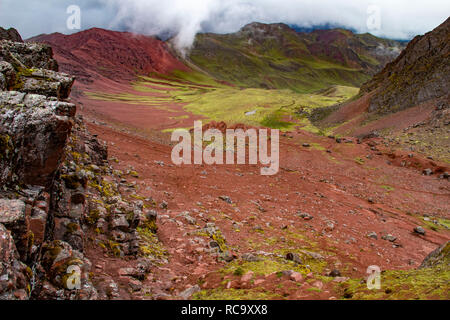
top-left (1, 0), bottom-right (449, 52)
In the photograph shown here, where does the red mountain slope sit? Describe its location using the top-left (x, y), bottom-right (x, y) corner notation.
top-left (28, 28), bottom-right (189, 84)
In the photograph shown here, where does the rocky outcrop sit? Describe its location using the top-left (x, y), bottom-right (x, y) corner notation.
top-left (0, 31), bottom-right (155, 300)
top-left (0, 34), bottom-right (98, 299)
top-left (0, 27), bottom-right (23, 42)
top-left (0, 40), bottom-right (72, 97)
top-left (361, 17), bottom-right (449, 114)
top-left (0, 92), bottom-right (75, 187)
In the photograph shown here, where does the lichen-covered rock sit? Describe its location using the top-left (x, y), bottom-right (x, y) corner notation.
top-left (0, 29), bottom-right (144, 300)
top-left (0, 61), bottom-right (16, 90)
top-left (0, 199), bottom-right (32, 261)
top-left (38, 240), bottom-right (97, 299)
top-left (0, 40), bottom-right (58, 71)
top-left (20, 69), bottom-right (74, 99)
top-left (0, 223), bottom-right (30, 300)
top-left (0, 95), bottom-right (75, 187)
top-left (0, 39), bottom-right (74, 99)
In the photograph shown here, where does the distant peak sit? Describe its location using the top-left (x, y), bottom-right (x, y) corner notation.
top-left (240, 22), bottom-right (292, 33)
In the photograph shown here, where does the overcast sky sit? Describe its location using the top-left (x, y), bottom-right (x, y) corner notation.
top-left (1, 0), bottom-right (449, 51)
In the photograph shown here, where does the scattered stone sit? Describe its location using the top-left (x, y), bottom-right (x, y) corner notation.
top-left (289, 272), bottom-right (303, 282)
top-left (297, 211), bottom-right (313, 220)
top-left (220, 251), bottom-right (235, 262)
top-left (414, 226), bottom-right (426, 236)
top-left (324, 221), bottom-right (335, 232)
top-left (253, 225), bottom-right (263, 232)
top-left (423, 168), bottom-right (433, 176)
top-left (179, 285), bottom-right (200, 299)
top-left (367, 231), bottom-right (378, 240)
top-left (128, 279), bottom-right (142, 292)
top-left (381, 234), bottom-right (397, 242)
top-left (241, 271), bottom-right (254, 282)
top-left (328, 269), bottom-right (341, 277)
top-left (285, 252), bottom-right (303, 264)
top-left (301, 250), bottom-right (324, 260)
top-left (333, 277), bottom-right (349, 283)
top-left (219, 195), bottom-right (233, 204)
top-left (439, 172), bottom-right (449, 180)
top-left (312, 280), bottom-right (323, 290)
top-left (159, 201), bottom-right (168, 209)
top-left (242, 253), bottom-right (261, 262)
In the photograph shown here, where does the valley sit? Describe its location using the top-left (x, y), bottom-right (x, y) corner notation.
top-left (58, 23), bottom-right (448, 300)
top-left (1, 18), bottom-right (449, 301)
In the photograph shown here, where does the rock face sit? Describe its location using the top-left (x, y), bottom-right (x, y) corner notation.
top-left (0, 31), bottom-right (96, 300)
top-left (0, 27), bottom-right (23, 42)
top-left (361, 17), bottom-right (449, 114)
top-left (0, 223), bottom-right (29, 299)
top-left (0, 92), bottom-right (75, 187)
top-left (0, 40), bottom-right (72, 97)
top-left (0, 39), bottom-right (75, 188)
top-left (0, 30), bottom-right (151, 300)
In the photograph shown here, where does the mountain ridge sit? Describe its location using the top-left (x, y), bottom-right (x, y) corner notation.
top-left (186, 22), bottom-right (406, 92)
top-left (29, 23), bottom-right (405, 93)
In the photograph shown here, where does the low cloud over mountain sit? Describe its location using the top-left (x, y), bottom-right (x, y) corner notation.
top-left (1, 0), bottom-right (449, 51)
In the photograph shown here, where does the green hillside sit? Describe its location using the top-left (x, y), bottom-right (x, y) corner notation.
top-left (187, 23), bottom-right (405, 93)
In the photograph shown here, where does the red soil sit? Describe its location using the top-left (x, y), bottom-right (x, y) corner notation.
top-left (30, 29), bottom-right (449, 299)
top-left (82, 112), bottom-right (449, 299)
top-left (325, 93), bottom-right (437, 138)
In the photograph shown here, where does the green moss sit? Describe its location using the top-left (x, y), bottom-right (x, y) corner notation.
top-left (420, 217), bottom-right (450, 232)
top-left (65, 222), bottom-right (79, 234)
top-left (380, 185), bottom-right (395, 192)
top-left (221, 257), bottom-right (312, 278)
top-left (86, 209), bottom-right (100, 225)
top-left (107, 240), bottom-right (122, 257)
top-left (0, 134), bottom-right (13, 160)
top-left (129, 170), bottom-right (139, 178)
top-left (130, 194), bottom-right (146, 201)
top-left (212, 230), bottom-right (228, 252)
top-left (136, 226), bottom-right (167, 262)
top-left (354, 157), bottom-right (365, 165)
top-left (192, 288), bottom-right (283, 300)
top-left (340, 264), bottom-right (450, 300)
top-left (89, 179), bottom-right (118, 198)
top-left (61, 174), bottom-right (81, 189)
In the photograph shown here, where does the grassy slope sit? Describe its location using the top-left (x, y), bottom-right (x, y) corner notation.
top-left (86, 72), bottom-right (358, 132)
top-left (339, 243), bottom-right (450, 300)
top-left (187, 23), bottom-right (403, 93)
